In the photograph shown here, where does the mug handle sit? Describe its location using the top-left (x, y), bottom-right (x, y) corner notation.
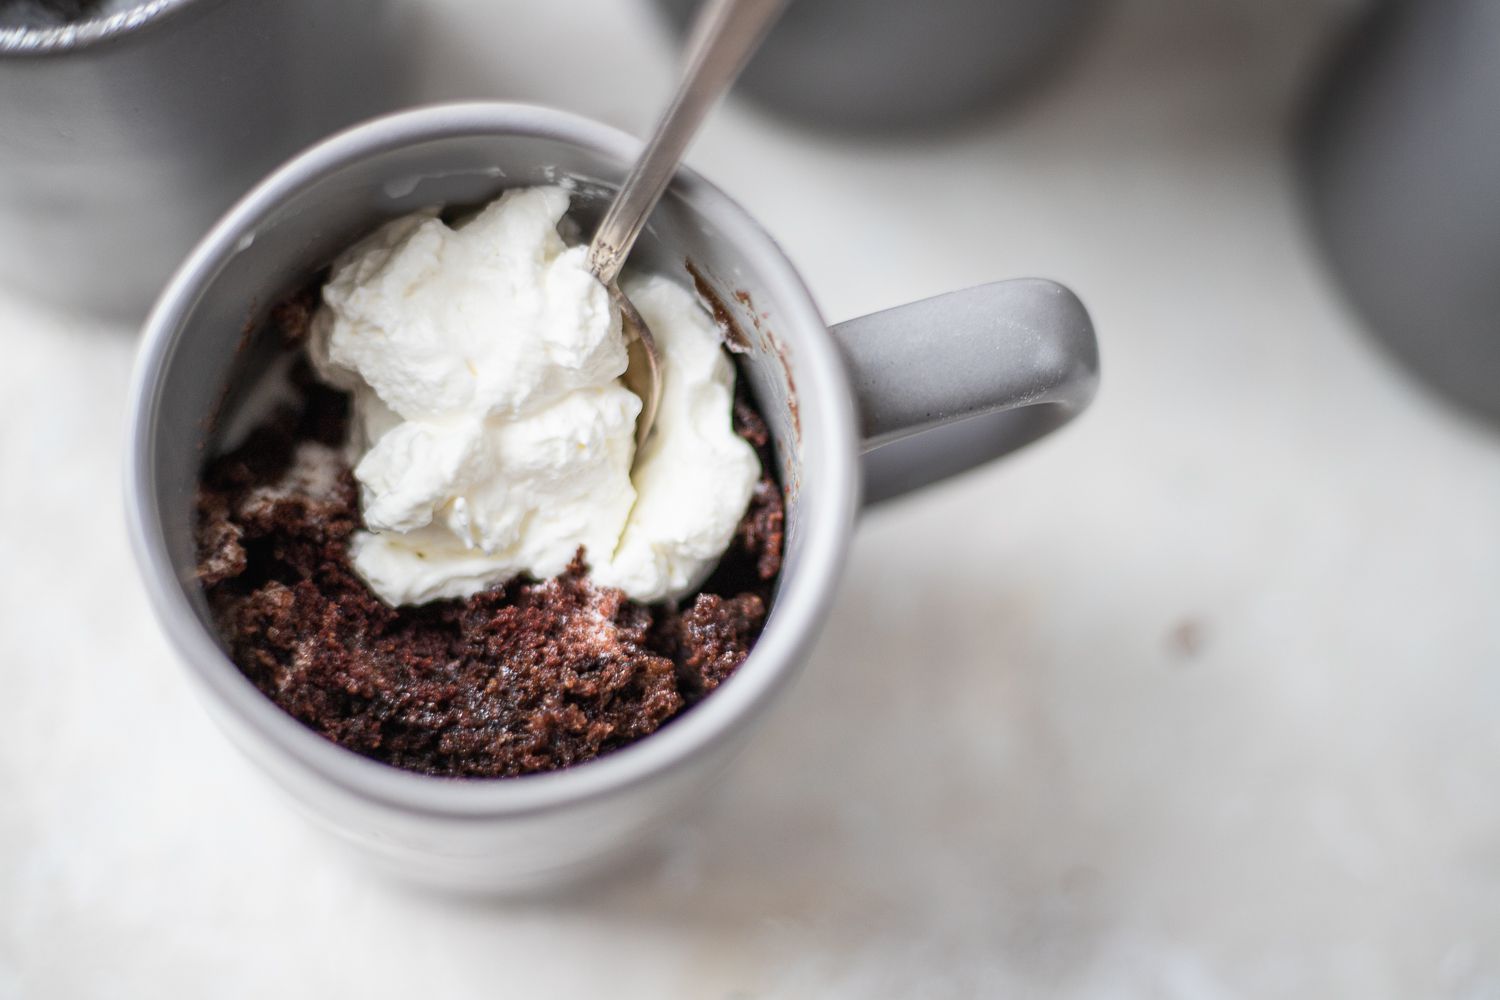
top-left (831, 278), bottom-right (1099, 504)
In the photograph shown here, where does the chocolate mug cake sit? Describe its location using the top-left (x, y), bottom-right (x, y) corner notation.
top-left (195, 187), bottom-right (785, 779)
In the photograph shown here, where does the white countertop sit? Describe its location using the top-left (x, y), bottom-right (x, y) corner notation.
top-left (4, 0), bottom-right (1499, 996)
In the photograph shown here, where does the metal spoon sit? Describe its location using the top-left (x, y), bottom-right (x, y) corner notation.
top-left (587, 0), bottom-right (788, 450)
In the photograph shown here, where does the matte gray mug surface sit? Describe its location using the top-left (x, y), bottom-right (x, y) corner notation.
top-left (1300, 0), bottom-right (1500, 423)
top-left (0, 0), bottom-right (404, 320)
top-left (125, 103), bottom-right (1098, 893)
top-left (654, 0), bottom-right (1097, 131)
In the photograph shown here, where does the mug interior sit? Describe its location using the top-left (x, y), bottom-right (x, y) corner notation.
top-left (127, 104), bottom-right (860, 817)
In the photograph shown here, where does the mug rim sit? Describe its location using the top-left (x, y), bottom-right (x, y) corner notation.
top-left (125, 101), bottom-right (862, 819)
top-left (0, 0), bottom-right (195, 56)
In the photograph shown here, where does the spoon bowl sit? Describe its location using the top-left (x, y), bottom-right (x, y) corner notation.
top-left (611, 284), bottom-right (662, 448)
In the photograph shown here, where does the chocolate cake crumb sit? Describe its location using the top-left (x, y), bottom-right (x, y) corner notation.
top-left (196, 327), bottom-right (785, 780)
top-left (656, 592), bottom-right (768, 697)
top-left (270, 287), bottom-right (320, 345)
top-left (196, 495), bottom-right (247, 587)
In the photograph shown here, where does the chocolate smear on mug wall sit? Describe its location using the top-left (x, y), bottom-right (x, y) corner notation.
top-left (193, 289), bottom-right (785, 779)
top-left (684, 260), bottom-right (800, 452)
top-left (685, 260), bottom-right (752, 353)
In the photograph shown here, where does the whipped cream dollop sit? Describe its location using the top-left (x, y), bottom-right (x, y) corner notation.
top-left (309, 186), bottom-right (759, 606)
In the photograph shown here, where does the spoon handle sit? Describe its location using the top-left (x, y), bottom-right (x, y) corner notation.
top-left (588, 0), bottom-right (788, 285)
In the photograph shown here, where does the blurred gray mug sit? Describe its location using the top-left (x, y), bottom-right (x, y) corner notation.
top-left (653, 0), bottom-right (1097, 131)
top-left (0, 0), bottom-right (406, 321)
top-left (1300, 0), bottom-right (1500, 423)
top-left (126, 103), bottom-right (1098, 893)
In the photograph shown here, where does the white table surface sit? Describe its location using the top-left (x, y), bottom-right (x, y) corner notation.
top-left (5, 0), bottom-right (1500, 996)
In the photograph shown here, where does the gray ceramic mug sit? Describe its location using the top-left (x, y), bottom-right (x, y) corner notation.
top-left (1300, 0), bottom-right (1500, 424)
top-left (125, 103), bottom-right (1098, 893)
top-left (0, 0), bottom-right (403, 320)
top-left (653, 0), bottom-right (1097, 131)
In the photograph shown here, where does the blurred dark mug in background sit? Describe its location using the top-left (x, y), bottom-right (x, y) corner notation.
top-left (0, 0), bottom-right (408, 322)
top-left (653, 0), bottom-right (1097, 132)
top-left (1301, 0), bottom-right (1500, 425)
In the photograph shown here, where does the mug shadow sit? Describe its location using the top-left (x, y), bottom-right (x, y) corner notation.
top-left (417, 511), bottom-right (1150, 987)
